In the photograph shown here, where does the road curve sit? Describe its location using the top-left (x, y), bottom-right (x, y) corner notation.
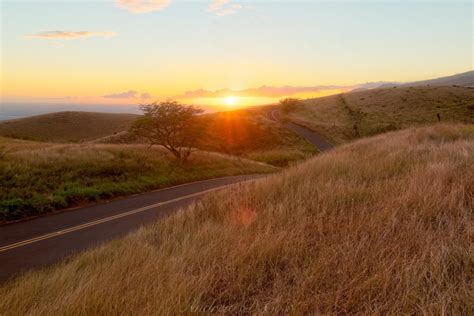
top-left (0, 174), bottom-right (264, 283)
top-left (269, 109), bottom-right (334, 152)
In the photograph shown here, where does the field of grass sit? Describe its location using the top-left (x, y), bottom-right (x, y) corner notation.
top-left (1, 124), bottom-right (472, 314)
top-left (0, 137), bottom-right (274, 222)
top-left (287, 86), bottom-right (474, 144)
top-left (93, 109), bottom-right (317, 166)
top-left (1, 110), bottom-right (316, 167)
top-left (0, 111), bottom-right (139, 142)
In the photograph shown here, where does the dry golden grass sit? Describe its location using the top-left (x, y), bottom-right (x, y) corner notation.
top-left (288, 86), bottom-right (474, 144)
top-left (1, 124), bottom-right (473, 314)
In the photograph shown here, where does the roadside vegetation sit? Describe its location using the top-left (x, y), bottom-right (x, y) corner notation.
top-left (280, 97), bottom-right (303, 114)
top-left (0, 137), bottom-right (274, 222)
top-left (1, 124), bottom-right (472, 314)
top-left (286, 86), bottom-right (474, 144)
top-left (0, 103), bottom-right (314, 222)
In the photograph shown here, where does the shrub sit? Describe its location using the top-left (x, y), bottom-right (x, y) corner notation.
top-left (280, 98), bottom-right (303, 114)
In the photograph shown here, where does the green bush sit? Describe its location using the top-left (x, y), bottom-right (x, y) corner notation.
top-left (280, 98), bottom-right (303, 114)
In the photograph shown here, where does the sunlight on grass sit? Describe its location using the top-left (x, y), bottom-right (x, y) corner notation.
top-left (1, 124), bottom-right (471, 314)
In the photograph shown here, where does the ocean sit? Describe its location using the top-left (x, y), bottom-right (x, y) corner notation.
top-left (0, 103), bottom-right (143, 121)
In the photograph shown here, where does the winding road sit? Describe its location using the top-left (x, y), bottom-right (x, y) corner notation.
top-left (269, 109), bottom-right (334, 152)
top-left (0, 110), bottom-right (333, 284)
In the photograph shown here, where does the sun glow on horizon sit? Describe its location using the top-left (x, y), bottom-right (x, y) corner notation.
top-left (224, 96), bottom-right (237, 107)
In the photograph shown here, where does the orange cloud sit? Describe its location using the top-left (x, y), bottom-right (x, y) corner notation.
top-left (117, 0), bottom-right (171, 13)
top-left (103, 90), bottom-right (151, 99)
top-left (25, 31), bottom-right (115, 40)
top-left (179, 85), bottom-right (345, 99)
top-left (208, 0), bottom-right (242, 16)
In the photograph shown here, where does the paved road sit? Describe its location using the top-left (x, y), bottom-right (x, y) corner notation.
top-left (269, 109), bottom-right (334, 152)
top-left (0, 175), bottom-right (264, 283)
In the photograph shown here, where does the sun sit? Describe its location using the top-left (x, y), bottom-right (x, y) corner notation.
top-left (224, 96), bottom-right (237, 107)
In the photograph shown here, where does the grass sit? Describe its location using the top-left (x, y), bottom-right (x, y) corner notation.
top-left (287, 86), bottom-right (474, 144)
top-left (1, 124), bottom-right (472, 314)
top-left (1, 110), bottom-right (316, 167)
top-left (0, 137), bottom-right (274, 222)
top-left (204, 110), bottom-right (316, 166)
top-left (95, 109), bottom-right (317, 167)
top-left (242, 147), bottom-right (313, 167)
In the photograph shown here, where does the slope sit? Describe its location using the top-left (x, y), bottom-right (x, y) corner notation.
top-left (1, 124), bottom-right (472, 314)
top-left (287, 85), bottom-right (474, 144)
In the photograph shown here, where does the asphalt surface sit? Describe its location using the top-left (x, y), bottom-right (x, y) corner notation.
top-left (0, 174), bottom-right (264, 283)
top-left (269, 109), bottom-right (334, 152)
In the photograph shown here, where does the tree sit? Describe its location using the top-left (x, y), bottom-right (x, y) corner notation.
top-left (132, 101), bottom-right (206, 162)
top-left (280, 98), bottom-right (303, 114)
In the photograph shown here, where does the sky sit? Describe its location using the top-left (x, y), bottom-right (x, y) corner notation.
top-left (0, 0), bottom-right (472, 110)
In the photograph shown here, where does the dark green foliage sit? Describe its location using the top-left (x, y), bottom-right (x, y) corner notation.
top-left (280, 98), bottom-right (303, 114)
top-left (132, 101), bottom-right (206, 162)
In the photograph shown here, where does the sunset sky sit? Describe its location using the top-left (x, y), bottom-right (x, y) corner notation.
top-left (1, 0), bottom-right (472, 110)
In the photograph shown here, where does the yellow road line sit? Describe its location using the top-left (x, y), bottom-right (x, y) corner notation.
top-left (0, 185), bottom-right (230, 253)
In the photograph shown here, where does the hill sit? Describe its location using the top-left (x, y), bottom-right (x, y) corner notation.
top-left (0, 110), bottom-right (316, 167)
top-left (403, 70), bottom-right (474, 87)
top-left (287, 85), bottom-right (474, 144)
top-left (0, 111), bottom-right (140, 142)
top-left (0, 137), bottom-right (274, 221)
top-left (377, 70), bottom-right (474, 89)
top-left (1, 124), bottom-right (472, 314)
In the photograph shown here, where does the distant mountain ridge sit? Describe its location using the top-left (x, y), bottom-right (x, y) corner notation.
top-left (352, 70), bottom-right (474, 91)
top-left (402, 70), bottom-right (474, 87)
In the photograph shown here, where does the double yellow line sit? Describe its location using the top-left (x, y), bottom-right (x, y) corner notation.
top-left (0, 186), bottom-right (225, 253)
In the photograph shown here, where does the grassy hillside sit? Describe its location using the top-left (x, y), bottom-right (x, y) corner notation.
top-left (0, 111), bottom-right (139, 142)
top-left (96, 109), bottom-right (317, 166)
top-left (1, 124), bottom-right (472, 314)
top-left (0, 137), bottom-right (274, 221)
top-left (287, 86), bottom-right (474, 144)
top-left (203, 110), bottom-right (316, 166)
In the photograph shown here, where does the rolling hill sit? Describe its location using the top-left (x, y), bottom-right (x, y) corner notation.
top-left (0, 111), bottom-right (139, 142)
top-left (1, 124), bottom-right (471, 314)
top-left (0, 109), bottom-right (316, 166)
top-left (287, 85), bottom-right (474, 144)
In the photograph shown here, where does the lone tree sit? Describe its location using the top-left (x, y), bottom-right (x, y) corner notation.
top-left (132, 101), bottom-right (206, 162)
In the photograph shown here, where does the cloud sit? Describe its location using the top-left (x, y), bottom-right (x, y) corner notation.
top-left (116, 0), bottom-right (171, 13)
top-left (179, 85), bottom-right (345, 99)
top-left (25, 31), bottom-right (115, 40)
top-left (103, 90), bottom-right (152, 99)
top-left (140, 92), bottom-right (151, 99)
top-left (208, 0), bottom-right (242, 16)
